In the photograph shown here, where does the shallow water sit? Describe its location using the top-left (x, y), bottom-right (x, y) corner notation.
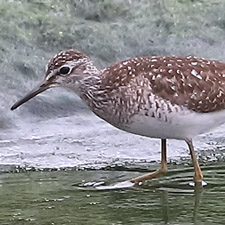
top-left (0, 163), bottom-right (225, 225)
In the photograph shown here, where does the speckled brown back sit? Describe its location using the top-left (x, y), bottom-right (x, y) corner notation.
top-left (101, 56), bottom-right (225, 113)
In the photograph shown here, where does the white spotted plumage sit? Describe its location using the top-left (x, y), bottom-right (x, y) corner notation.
top-left (39, 50), bottom-right (225, 140)
top-left (12, 49), bottom-right (225, 186)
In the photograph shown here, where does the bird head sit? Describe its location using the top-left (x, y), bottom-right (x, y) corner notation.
top-left (11, 49), bottom-right (97, 110)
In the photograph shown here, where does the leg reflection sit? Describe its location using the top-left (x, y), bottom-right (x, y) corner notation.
top-left (193, 184), bottom-right (203, 224)
top-left (160, 190), bottom-right (169, 224)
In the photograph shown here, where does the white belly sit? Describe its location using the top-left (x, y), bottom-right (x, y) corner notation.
top-left (119, 109), bottom-right (225, 140)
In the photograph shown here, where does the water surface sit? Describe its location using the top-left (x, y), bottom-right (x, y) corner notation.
top-left (0, 163), bottom-right (225, 225)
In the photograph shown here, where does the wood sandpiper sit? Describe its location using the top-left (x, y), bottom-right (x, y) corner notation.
top-left (11, 49), bottom-right (225, 188)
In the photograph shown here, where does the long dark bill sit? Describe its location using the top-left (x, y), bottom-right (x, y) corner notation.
top-left (11, 82), bottom-right (51, 110)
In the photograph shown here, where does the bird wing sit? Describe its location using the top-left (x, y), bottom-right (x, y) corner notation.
top-left (101, 56), bottom-right (225, 113)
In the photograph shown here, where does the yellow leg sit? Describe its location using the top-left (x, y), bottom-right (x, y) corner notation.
top-left (186, 139), bottom-right (203, 183)
top-left (131, 139), bottom-right (168, 184)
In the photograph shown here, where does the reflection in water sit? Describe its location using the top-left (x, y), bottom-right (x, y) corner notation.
top-left (161, 190), bottom-right (169, 224)
top-left (0, 164), bottom-right (225, 224)
top-left (193, 185), bottom-right (203, 225)
top-left (158, 187), bottom-right (203, 225)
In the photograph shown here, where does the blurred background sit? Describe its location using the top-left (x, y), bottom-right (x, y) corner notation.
top-left (1, 0), bottom-right (225, 224)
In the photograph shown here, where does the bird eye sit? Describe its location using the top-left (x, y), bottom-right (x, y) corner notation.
top-left (59, 66), bottom-right (70, 75)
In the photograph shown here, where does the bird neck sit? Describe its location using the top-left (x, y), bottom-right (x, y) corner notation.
top-left (81, 60), bottom-right (100, 77)
top-left (67, 58), bottom-right (101, 94)
top-left (77, 74), bottom-right (105, 112)
top-left (74, 59), bottom-right (103, 102)
top-left (79, 75), bottom-right (102, 92)
top-left (70, 61), bottom-right (109, 117)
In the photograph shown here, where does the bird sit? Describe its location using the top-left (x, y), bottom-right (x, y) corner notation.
top-left (11, 49), bottom-right (225, 188)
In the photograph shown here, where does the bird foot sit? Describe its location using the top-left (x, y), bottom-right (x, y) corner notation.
top-left (76, 180), bottom-right (138, 190)
top-left (188, 180), bottom-right (207, 187)
top-left (95, 180), bottom-right (136, 190)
